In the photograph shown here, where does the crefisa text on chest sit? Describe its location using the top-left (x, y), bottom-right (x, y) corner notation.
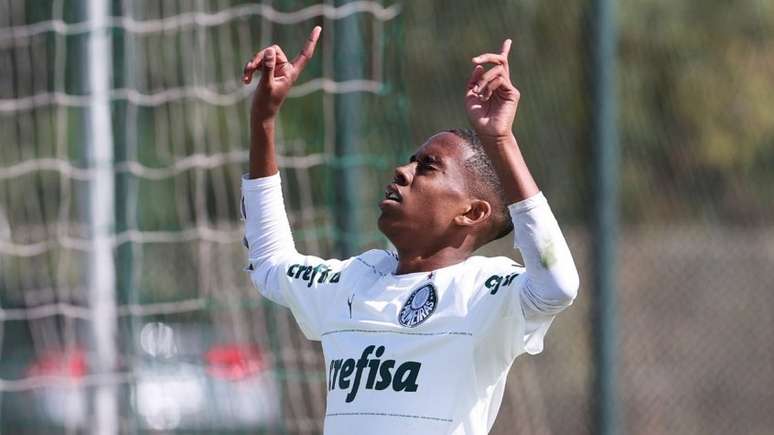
top-left (328, 345), bottom-right (421, 403)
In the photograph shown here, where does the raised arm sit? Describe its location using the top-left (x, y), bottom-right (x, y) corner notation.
top-left (465, 39), bottom-right (579, 313)
top-left (465, 39), bottom-right (537, 204)
top-left (240, 27), bottom-right (331, 309)
top-left (239, 27), bottom-right (353, 341)
top-left (243, 26), bottom-right (321, 178)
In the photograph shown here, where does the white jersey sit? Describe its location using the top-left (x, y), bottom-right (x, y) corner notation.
top-left (242, 174), bottom-right (579, 435)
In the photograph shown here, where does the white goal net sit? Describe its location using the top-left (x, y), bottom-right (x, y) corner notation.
top-left (0, 0), bottom-right (402, 432)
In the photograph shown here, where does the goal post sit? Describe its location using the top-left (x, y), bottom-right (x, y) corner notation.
top-left (86, 0), bottom-right (119, 433)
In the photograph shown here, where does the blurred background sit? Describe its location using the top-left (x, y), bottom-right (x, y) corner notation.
top-left (1, 0), bottom-right (773, 434)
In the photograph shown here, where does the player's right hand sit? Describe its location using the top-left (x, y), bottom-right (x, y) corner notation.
top-left (243, 26), bottom-right (321, 123)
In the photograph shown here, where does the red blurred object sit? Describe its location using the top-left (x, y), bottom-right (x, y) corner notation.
top-left (27, 348), bottom-right (87, 379)
top-left (204, 344), bottom-right (264, 381)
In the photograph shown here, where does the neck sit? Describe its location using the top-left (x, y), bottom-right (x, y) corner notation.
top-left (394, 245), bottom-right (472, 275)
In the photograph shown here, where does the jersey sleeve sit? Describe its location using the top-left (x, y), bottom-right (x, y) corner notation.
top-left (241, 173), bottom-right (351, 341)
top-left (506, 191), bottom-right (579, 355)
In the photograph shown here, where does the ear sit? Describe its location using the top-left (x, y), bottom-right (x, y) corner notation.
top-left (454, 199), bottom-right (492, 228)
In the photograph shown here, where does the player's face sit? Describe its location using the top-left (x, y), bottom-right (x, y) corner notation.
top-left (377, 132), bottom-right (474, 251)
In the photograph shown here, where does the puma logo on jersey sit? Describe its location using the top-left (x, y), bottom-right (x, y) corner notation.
top-left (328, 345), bottom-right (421, 403)
top-left (287, 263), bottom-right (341, 287)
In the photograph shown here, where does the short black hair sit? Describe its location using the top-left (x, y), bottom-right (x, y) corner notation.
top-left (446, 128), bottom-right (514, 243)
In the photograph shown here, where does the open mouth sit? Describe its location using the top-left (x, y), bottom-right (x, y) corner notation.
top-left (383, 184), bottom-right (402, 203)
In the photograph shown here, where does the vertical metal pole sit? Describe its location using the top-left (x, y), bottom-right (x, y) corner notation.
top-left (334, 0), bottom-right (362, 258)
top-left (87, 0), bottom-right (118, 433)
top-left (591, 0), bottom-right (619, 434)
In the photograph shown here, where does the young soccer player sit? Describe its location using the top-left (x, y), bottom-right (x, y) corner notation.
top-left (241, 26), bottom-right (579, 434)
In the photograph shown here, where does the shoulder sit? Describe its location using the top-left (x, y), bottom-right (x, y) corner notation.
top-left (464, 255), bottom-right (524, 274)
top-left (463, 255), bottom-right (525, 296)
top-left (345, 249), bottom-right (398, 278)
top-left (280, 250), bottom-right (395, 288)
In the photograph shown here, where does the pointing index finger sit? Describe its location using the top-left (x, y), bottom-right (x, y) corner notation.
top-left (501, 38), bottom-right (512, 58)
top-left (292, 26), bottom-right (322, 72)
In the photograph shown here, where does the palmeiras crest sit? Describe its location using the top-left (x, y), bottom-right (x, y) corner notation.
top-left (398, 283), bottom-right (437, 327)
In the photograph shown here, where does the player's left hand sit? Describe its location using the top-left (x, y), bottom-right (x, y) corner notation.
top-left (465, 39), bottom-right (520, 138)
